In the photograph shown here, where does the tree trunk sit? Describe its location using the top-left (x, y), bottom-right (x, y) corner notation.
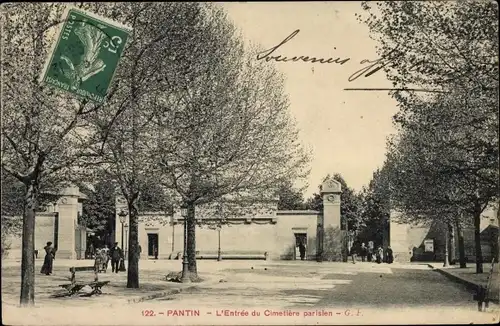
top-left (20, 181), bottom-right (36, 306)
top-left (448, 223), bottom-right (456, 265)
top-left (473, 205), bottom-right (483, 274)
top-left (456, 219), bottom-right (467, 268)
top-left (496, 203), bottom-right (500, 263)
top-left (126, 200), bottom-right (139, 288)
top-left (186, 202), bottom-right (197, 276)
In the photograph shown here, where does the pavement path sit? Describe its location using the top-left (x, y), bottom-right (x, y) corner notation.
top-left (2, 259), bottom-right (498, 325)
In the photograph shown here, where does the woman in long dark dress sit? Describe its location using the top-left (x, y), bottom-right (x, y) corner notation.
top-left (386, 246), bottom-right (394, 264)
top-left (40, 242), bottom-right (55, 275)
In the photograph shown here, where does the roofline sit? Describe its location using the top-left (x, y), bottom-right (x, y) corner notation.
top-left (277, 210), bottom-right (320, 215)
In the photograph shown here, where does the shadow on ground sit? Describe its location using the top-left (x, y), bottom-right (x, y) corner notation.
top-left (283, 269), bottom-right (476, 308)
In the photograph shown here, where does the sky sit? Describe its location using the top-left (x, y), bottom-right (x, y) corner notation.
top-left (221, 2), bottom-right (399, 197)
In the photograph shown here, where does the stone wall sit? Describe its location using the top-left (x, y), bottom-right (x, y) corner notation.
top-left (3, 186), bottom-right (86, 260)
top-left (390, 208), bottom-right (499, 263)
top-left (5, 213), bottom-right (56, 260)
top-left (114, 177), bottom-right (342, 261)
top-left (274, 211), bottom-right (320, 260)
top-left (124, 211), bottom-right (320, 261)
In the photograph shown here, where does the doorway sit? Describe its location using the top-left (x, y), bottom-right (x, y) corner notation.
top-left (294, 233), bottom-right (307, 260)
top-left (147, 233), bottom-right (159, 258)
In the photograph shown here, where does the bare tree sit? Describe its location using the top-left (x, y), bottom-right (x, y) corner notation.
top-left (154, 5), bottom-right (310, 278)
top-left (1, 3), bottom-right (117, 306)
top-left (360, 1), bottom-right (499, 273)
top-left (87, 2), bottom-right (209, 288)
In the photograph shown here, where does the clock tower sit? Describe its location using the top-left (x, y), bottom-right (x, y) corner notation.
top-left (319, 177), bottom-right (343, 261)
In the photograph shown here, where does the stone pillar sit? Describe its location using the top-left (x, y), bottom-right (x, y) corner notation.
top-left (320, 178), bottom-right (343, 261)
top-left (55, 186), bottom-right (80, 259)
top-left (389, 210), bottom-right (412, 262)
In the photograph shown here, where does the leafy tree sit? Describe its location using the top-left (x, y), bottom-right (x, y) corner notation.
top-left (1, 169), bottom-right (25, 222)
top-left (277, 180), bottom-right (306, 210)
top-left (78, 178), bottom-right (115, 245)
top-left (359, 0), bottom-right (499, 273)
top-left (85, 2), bottom-right (220, 287)
top-left (0, 2), bottom-right (138, 304)
top-left (385, 123), bottom-right (492, 269)
top-left (305, 193), bottom-right (323, 212)
top-left (155, 5), bottom-right (310, 278)
top-left (357, 168), bottom-right (391, 247)
top-left (137, 181), bottom-right (172, 213)
top-left (358, 1), bottom-right (498, 92)
top-left (331, 174), bottom-right (363, 232)
top-left (1, 170), bottom-right (24, 259)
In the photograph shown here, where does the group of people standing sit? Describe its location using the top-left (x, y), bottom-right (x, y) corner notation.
top-left (350, 241), bottom-right (394, 264)
top-left (39, 241), bottom-right (126, 275)
top-left (95, 242), bottom-right (125, 273)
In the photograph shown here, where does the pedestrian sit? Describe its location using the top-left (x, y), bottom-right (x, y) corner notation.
top-left (376, 246), bottom-right (383, 264)
top-left (40, 241), bottom-right (55, 275)
top-left (386, 246), bottom-right (394, 264)
top-left (367, 241), bottom-right (374, 262)
top-left (298, 241), bottom-right (306, 260)
top-left (154, 246), bottom-right (158, 260)
top-left (102, 244), bottom-right (110, 270)
top-left (138, 245), bottom-right (142, 260)
top-left (350, 243), bottom-right (358, 264)
top-left (110, 242), bottom-right (123, 273)
top-left (89, 242), bottom-right (95, 259)
top-left (94, 248), bottom-right (103, 272)
top-left (360, 243), bottom-right (367, 262)
top-left (34, 249), bottom-right (38, 259)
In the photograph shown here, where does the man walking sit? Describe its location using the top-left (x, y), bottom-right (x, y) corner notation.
top-left (360, 243), bottom-right (367, 262)
top-left (350, 242), bottom-right (358, 264)
top-left (110, 242), bottom-right (123, 273)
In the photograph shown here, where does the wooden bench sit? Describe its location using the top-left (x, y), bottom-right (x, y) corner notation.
top-left (59, 281), bottom-right (110, 296)
top-left (473, 260), bottom-right (499, 311)
top-left (56, 266), bottom-right (109, 297)
top-left (195, 252), bottom-right (268, 260)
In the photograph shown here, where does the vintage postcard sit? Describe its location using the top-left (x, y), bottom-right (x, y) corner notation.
top-left (1, 2), bottom-right (499, 326)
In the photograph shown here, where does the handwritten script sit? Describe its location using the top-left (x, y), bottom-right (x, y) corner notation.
top-left (256, 29), bottom-right (432, 84)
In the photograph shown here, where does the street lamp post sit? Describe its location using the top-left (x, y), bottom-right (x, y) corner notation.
top-left (124, 223), bottom-right (129, 259)
top-left (216, 203), bottom-right (222, 262)
top-left (217, 226), bottom-right (222, 261)
top-left (317, 223), bottom-right (323, 262)
top-left (180, 203), bottom-right (191, 283)
top-left (118, 210), bottom-right (127, 272)
top-left (443, 226), bottom-right (450, 267)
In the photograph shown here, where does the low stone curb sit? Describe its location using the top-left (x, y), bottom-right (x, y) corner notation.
top-left (427, 264), bottom-right (480, 293)
top-left (127, 288), bottom-right (182, 304)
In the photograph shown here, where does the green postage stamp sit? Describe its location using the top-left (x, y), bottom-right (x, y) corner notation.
top-left (41, 7), bottom-right (131, 103)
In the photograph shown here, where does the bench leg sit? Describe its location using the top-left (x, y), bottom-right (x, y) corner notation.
top-left (91, 287), bottom-right (102, 295)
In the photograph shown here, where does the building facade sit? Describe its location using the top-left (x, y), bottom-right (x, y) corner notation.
top-left (390, 206), bottom-right (499, 263)
top-left (113, 178), bottom-right (345, 261)
top-left (4, 186), bottom-right (88, 260)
